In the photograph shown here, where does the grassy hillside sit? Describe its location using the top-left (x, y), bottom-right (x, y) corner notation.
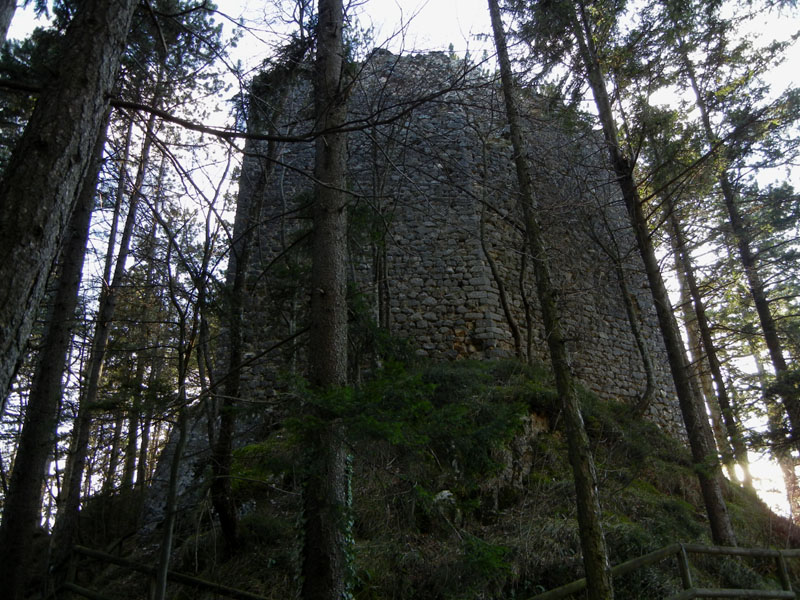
top-left (76, 359), bottom-right (800, 599)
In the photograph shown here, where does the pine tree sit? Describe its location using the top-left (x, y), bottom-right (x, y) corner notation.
top-left (300, 1), bottom-right (354, 598)
top-left (0, 113), bottom-right (108, 600)
top-left (647, 0), bottom-right (800, 455)
top-left (0, 0), bottom-right (137, 412)
top-left (508, 0), bottom-right (737, 545)
top-left (487, 1), bottom-right (614, 597)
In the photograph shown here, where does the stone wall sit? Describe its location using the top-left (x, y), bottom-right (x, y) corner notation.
top-left (236, 50), bottom-right (684, 436)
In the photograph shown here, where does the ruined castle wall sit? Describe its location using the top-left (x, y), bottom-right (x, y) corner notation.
top-left (237, 51), bottom-right (684, 435)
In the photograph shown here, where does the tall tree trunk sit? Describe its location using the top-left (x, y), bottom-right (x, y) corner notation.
top-left (476, 126), bottom-right (522, 359)
top-left (0, 447), bottom-right (8, 497)
top-left (154, 230), bottom-right (201, 600)
top-left (120, 355), bottom-right (146, 491)
top-left (136, 389), bottom-right (156, 494)
top-left (0, 0), bottom-right (137, 404)
top-left (569, 0), bottom-right (736, 546)
top-left (589, 214), bottom-right (656, 411)
top-left (102, 409), bottom-right (125, 494)
top-left (615, 260), bottom-right (656, 412)
top-left (153, 407), bottom-right (187, 600)
top-left (673, 255), bottom-right (730, 468)
top-left (0, 0), bottom-right (16, 43)
top-left (122, 205), bottom-right (159, 493)
top-left (666, 206), bottom-right (752, 487)
top-left (0, 116), bottom-right (107, 600)
top-left (678, 44), bottom-right (800, 452)
top-left (53, 100), bottom-right (160, 568)
top-left (488, 2), bottom-right (614, 598)
top-left (519, 243), bottom-right (534, 362)
top-left (677, 260), bottom-right (734, 471)
top-left (300, 1), bottom-right (352, 598)
top-left (103, 117), bottom-right (133, 287)
top-left (148, 418), bottom-right (164, 481)
top-left (750, 342), bottom-right (800, 521)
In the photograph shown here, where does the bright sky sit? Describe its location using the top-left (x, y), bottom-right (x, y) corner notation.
top-left (203, 0), bottom-right (492, 74)
top-left (8, 2), bottom-right (796, 77)
top-left (213, 0), bottom-right (489, 51)
top-left (355, 0), bottom-right (490, 53)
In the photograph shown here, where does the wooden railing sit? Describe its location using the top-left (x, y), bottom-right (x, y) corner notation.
top-left (529, 543), bottom-right (800, 600)
top-left (65, 542), bottom-right (800, 600)
top-left (64, 545), bottom-right (271, 600)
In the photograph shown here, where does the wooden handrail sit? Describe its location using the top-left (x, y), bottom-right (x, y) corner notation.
top-left (69, 542), bottom-right (800, 600)
top-left (684, 545), bottom-right (794, 559)
top-left (667, 589), bottom-right (795, 599)
top-left (70, 545), bottom-right (271, 600)
top-left (528, 543), bottom-right (683, 599)
top-left (61, 582), bottom-right (114, 600)
top-left (528, 544), bottom-right (800, 600)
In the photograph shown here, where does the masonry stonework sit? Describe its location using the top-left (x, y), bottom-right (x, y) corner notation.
top-left (236, 50), bottom-right (684, 436)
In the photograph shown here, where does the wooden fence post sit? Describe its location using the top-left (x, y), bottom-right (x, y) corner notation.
top-left (777, 552), bottom-right (792, 591)
top-left (677, 544), bottom-right (693, 590)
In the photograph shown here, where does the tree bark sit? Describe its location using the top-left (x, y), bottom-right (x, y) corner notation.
top-left (519, 243), bottom-right (535, 362)
top-left (308, 0), bottom-right (348, 391)
top-left (569, 0), bottom-right (737, 546)
top-left (120, 355), bottom-right (146, 491)
top-left (154, 222), bottom-right (203, 600)
top-left (615, 260), bottom-right (656, 412)
top-left (0, 0), bottom-right (16, 43)
top-left (666, 206), bottom-right (752, 487)
top-left (300, 1), bottom-right (352, 598)
top-left (673, 255), bottom-right (730, 467)
top-left (585, 207), bottom-right (656, 410)
top-left (0, 0), bottom-right (137, 405)
top-left (136, 371), bottom-right (157, 495)
top-left (0, 115), bottom-right (107, 600)
top-left (53, 96), bottom-right (159, 568)
top-left (102, 408), bottom-right (126, 493)
top-left (153, 407), bottom-right (187, 600)
top-left (122, 206), bottom-right (159, 493)
top-left (488, 1), bottom-right (614, 598)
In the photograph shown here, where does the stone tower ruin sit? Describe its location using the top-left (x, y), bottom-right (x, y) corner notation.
top-left (234, 49), bottom-right (684, 435)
